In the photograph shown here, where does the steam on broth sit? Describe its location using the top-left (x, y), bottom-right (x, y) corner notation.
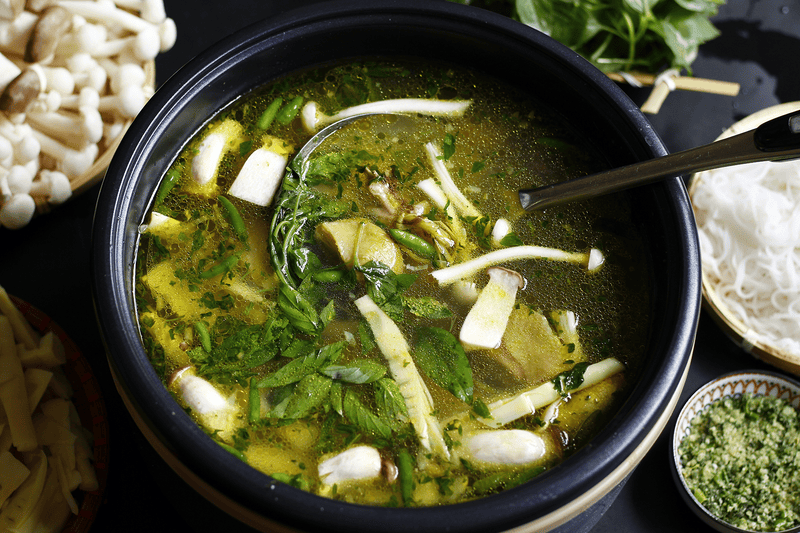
top-left (135, 60), bottom-right (650, 506)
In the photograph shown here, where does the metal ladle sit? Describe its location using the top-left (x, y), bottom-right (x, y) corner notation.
top-left (518, 109), bottom-right (800, 211)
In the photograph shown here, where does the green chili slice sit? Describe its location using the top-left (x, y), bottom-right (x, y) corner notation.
top-left (218, 442), bottom-right (247, 462)
top-left (397, 448), bottom-right (414, 505)
top-left (154, 168), bottom-right (180, 205)
top-left (257, 97), bottom-right (283, 130)
top-left (194, 320), bottom-right (211, 352)
top-left (311, 269), bottom-right (345, 283)
top-left (218, 195), bottom-right (247, 242)
top-left (388, 228), bottom-right (436, 259)
top-left (275, 96), bottom-right (304, 125)
top-left (249, 376), bottom-right (260, 424)
top-left (199, 254), bottom-right (238, 279)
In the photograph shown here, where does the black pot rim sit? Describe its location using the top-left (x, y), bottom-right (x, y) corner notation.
top-left (91, 2), bottom-right (701, 532)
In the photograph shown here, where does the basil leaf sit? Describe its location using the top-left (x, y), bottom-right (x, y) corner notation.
top-left (317, 340), bottom-right (347, 365)
top-left (319, 299), bottom-right (336, 328)
top-left (471, 398), bottom-right (491, 419)
top-left (356, 261), bottom-right (417, 320)
top-left (358, 320), bottom-right (376, 355)
top-left (282, 338), bottom-right (316, 359)
top-left (343, 390), bottom-right (393, 440)
top-left (330, 381), bottom-right (344, 415)
top-left (264, 383), bottom-right (294, 418)
top-left (515, 0), bottom-right (721, 74)
top-left (441, 133), bottom-right (456, 161)
top-left (374, 377), bottom-right (409, 419)
top-left (402, 296), bottom-right (452, 319)
top-left (552, 361), bottom-right (591, 396)
top-left (517, 0), bottom-right (599, 49)
top-left (290, 248), bottom-right (322, 280)
top-left (256, 357), bottom-right (317, 388)
top-left (321, 360), bottom-right (387, 384)
top-left (257, 341), bottom-right (346, 388)
top-left (499, 232), bottom-right (524, 247)
top-left (283, 373), bottom-right (332, 419)
top-left (413, 327), bottom-right (473, 404)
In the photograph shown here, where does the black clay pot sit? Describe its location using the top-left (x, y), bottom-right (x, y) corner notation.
top-left (91, 1), bottom-right (701, 532)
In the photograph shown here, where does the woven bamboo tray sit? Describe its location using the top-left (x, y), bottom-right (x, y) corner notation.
top-left (688, 101), bottom-right (800, 377)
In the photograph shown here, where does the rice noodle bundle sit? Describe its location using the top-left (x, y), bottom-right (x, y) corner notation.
top-left (692, 159), bottom-right (800, 358)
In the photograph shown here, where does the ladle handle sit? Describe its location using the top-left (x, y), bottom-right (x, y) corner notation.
top-left (519, 109), bottom-right (800, 211)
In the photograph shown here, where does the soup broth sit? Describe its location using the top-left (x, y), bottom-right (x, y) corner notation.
top-left (135, 59), bottom-right (650, 506)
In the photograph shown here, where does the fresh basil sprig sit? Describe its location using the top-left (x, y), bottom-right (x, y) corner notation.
top-left (450, 0), bottom-right (722, 74)
top-left (516, 0), bottom-right (722, 73)
top-left (269, 168), bottom-right (349, 333)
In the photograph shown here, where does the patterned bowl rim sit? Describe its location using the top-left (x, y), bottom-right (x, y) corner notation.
top-left (671, 370), bottom-right (800, 533)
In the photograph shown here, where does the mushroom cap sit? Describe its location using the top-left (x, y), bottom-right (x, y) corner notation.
top-left (115, 84), bottom-right (145, 118)
top-left (0, 135), bottom-right (12, 161)
top-left (0, 193), bottom-right (35, 229)
top-left (140, 0), bottom-right (167, 24)
top-left (0, 68), bottom-right (42, 114)
top-left (133, 27), bottom-right (160, 61)
top-left (300, 101), bottom-right (321, 133)
top-left (6, 165), bottom-right (33, 194)
top-left (158, 17), bottom-right (177, 52)
top-left (60, 143), bottom-right (98, 178)
top-left (41, 170), bottom-right (72, 204)
top-left (110, 63), bottom-right (146, 94)
top-left (25, 6), bottom-right (73, 63)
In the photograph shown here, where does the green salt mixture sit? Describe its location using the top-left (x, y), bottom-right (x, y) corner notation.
top-left (679, 393), bottom-right (800, 532)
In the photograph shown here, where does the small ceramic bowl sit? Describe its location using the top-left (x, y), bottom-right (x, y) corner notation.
top-left (671, 370), bottom-right (800, 533)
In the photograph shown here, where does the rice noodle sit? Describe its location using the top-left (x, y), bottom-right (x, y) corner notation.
top-left (692, 159), bottom-right (800, 358)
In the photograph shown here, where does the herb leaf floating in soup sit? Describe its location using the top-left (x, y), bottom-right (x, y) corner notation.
top-left (136, 60), bottom-right (651, 506)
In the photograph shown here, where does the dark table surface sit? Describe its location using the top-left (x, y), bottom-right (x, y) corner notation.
top-left (1, 0), bottom-right (798, 531)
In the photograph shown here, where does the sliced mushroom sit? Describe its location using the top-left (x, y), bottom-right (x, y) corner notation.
top-left (169, 367), bottom-right (231, 415)
top-left (459, 267), bottom-right (524, 351)
top-left (227, 146), bottom-right (287, 206)
top-left (465, 429), bottom-right (547, 465)
top-left (318, 445), bottom-right (383, 486)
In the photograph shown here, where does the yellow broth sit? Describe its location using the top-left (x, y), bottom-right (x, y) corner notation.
top-left (135, 59), bottom-right (650, 506)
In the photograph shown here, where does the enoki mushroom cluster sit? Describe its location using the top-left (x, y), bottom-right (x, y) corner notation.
top-left (0, 0), bottom-right (176, 229)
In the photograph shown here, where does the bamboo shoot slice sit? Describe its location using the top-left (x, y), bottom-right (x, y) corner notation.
top-left (354, 295), bottom-right (449, 460)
